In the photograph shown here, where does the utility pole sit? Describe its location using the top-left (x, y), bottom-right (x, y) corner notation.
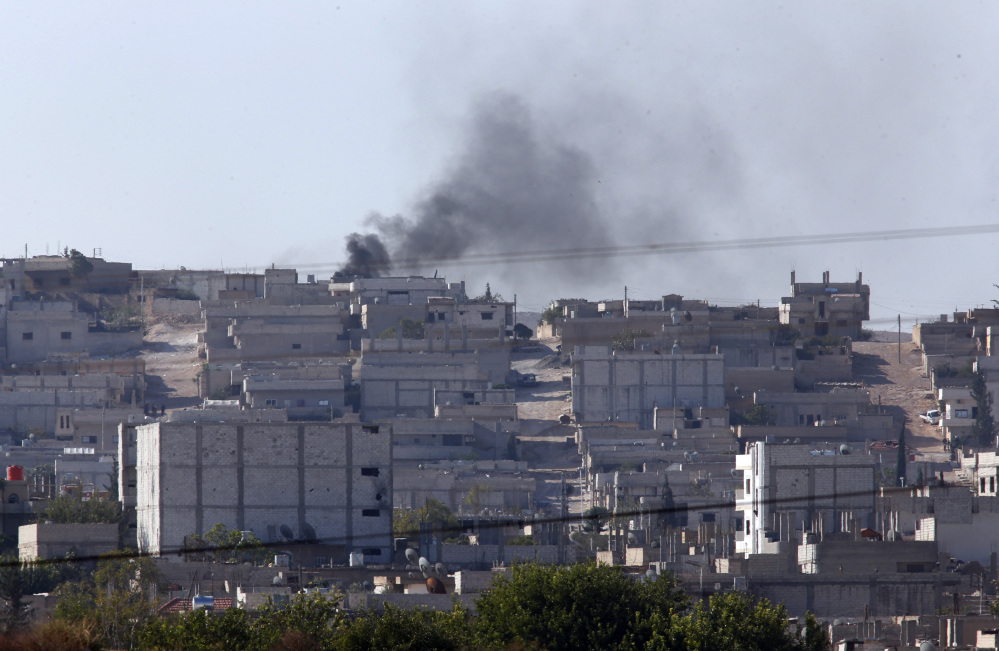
top-left (898, 314), bottom-right (902, 364)
top-left (624, 286), bottom-right (628, 319)
top-left (513, 293), bottom-right (517, 342)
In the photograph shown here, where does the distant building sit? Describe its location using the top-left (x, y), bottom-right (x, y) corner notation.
top-left (779, 271), bottom-right (870, 339)
top-left (570, 346), bottom-right (725, 428)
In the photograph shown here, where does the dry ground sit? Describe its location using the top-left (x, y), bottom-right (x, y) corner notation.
top-left (141, 315), bottom-right (204, 410)
top-left (852, 338), bottom-right (948, 462)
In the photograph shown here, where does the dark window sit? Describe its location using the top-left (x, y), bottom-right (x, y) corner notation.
top-left (291, 343), bottom-right (302, 350)
top-left (296, 399), bottom-right (306, 407)
top-left (361, 467), bottom-right (379, 477)
top-left (362, 425), bottom-right (379, 434)
top-left (362, 547), bottom-right (382, 556)
top-left (798, 318), bottom-right (806, 324)
top-left (7, 495), bottom-right (17, 504)
top-left (61, 331), bottom-right (72, 340)
top-left (442, 434), bottom-right (463, 447)
top-left (60, 277), bottom-right (70, 286)
top-left (82, 436), bottom-right (97, 444)
top-left (481, 312), bottom-right (494, 320)
top-left (21, 332), bottom-right (32, 341)
top-left (362, 509), bottom-right (380, 517)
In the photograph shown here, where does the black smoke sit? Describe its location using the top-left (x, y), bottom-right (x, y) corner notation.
top-left (334, 232), bottom-right (391, 279)
top-left (336, 92), bottom-right (612, 282)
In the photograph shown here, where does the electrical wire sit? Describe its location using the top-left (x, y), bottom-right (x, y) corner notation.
top-left (0, 482), bottom-right (923, 569)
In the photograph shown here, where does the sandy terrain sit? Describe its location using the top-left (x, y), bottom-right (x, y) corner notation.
top-left (852, 339), bottom-right (948, 462)
top-left (141, 315), bottom-right (204, 411)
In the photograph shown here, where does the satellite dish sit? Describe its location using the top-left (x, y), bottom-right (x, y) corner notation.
top-left (362, 580), bottom-right (372, 591)
top-left (627, 533), bottom-right (639, 546)
top-left (840, 444), bottom-right (851, 455)
top-left (418, 557), bottom-right (432, 578)
top-left (404, 548), bottom-right (419, 565)
top-left (434, 562), bottom-right (448, 578)
top-left (301, 523), bottom-right (317, 542)
top-left (426, 577), bottom-right (447, 594)
top-left (279, 524), bottom-right (294, 540)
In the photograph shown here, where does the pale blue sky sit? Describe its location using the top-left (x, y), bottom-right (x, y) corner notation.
top-left (2, 2), bottom-right (997, 323)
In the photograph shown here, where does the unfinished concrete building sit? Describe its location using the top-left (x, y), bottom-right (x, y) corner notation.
top-left (200, 303), bottom-right (350, 362)
top-left (779, 270), bottom-right (870, 339)
top-left (359, 340), bottom-right (511, 422)
top-left (736, 442), bottom-right (877, 557)
top-left (571, 346), bottom-right (725, 428)
top-left (135, 415), bottom-right (393, 563)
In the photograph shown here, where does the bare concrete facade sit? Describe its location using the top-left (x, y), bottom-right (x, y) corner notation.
top-left (135, 419), bottom-right (393, 562)
top-left (736, 442), bottom-right (877, 556)
top-left (18, 522), bottom-right (119, 561)
top-left (571, 346), bottom-right (725, 428)
top-left (779, 271), bottom-right (870, 339)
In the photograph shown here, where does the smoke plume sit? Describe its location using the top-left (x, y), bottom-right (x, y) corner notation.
top-left (336, 92), bottom-right (612, 282)
top-left (335, 232), bottom-right (391, 279)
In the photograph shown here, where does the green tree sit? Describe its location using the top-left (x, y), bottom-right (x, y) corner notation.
top-left (461, 485), bottom-right (492, 513)
top-left (473, 283), bottom-right (505, 302)
top-left (66, 249), bottom-right (93, 280)
top-left (393, 508), bottom-right (420, 538)
top-left (972, 365), bottom-right (997, 448)
top-left (53, 549), bottom-right (163, 650)
top-left (612, 328), bottom-right (653, 352)
top-left (418, 498), bottom-right (459, 536)
top-left (336, 602), bottom-right (471, 651)
top-left (742, 404), bottom-right (777, 426)
top-left (474, 562), bottom-right (688, 651)
top-left (38, 495), bottom-right (121, 524)
top-left (669, 592), bottom-right (827, 651)
top-left (582, 505), bottom-right (610, 532)
top-left (186, 523), bottom-right (269, 565)
top-left (540, 302), bottom-right (562, 324)
top-left (378, 318), bottom-right (425, 340)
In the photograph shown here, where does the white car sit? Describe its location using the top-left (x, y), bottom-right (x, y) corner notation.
top-left (919, 409), bottom-right (941, 425)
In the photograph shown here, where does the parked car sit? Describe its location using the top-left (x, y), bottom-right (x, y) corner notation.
top-left (518, 373), bottom-right (538, 387)
top-left (919, 409), bottom-right (941, 425)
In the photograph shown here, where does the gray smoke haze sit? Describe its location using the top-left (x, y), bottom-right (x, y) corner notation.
top-left (337, 93), bottom-right (613, 283)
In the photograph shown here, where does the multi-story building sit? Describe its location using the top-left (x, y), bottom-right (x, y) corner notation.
top-left (134, 415), bottom-right (393, 563)
top-left (736, 442), bottom-right (877, 556)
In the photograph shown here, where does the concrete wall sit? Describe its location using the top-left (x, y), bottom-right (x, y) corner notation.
top-left (151, 298), bottom-right (202, 316)
top-left (571, 347), bottom-right (725, 428)
top-left (18, 522), bottom-right (119, 561)
top-left (136, 420), bottom-right (393, 562)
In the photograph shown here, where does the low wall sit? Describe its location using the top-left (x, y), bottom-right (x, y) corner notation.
top-left (151, 298), bottom-right (202, 316)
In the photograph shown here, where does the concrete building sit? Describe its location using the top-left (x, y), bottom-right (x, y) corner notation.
top-left (736, 442), bottom-right (877, 556)
top-left (242, 368), bottom-right (348, 420)
top-left (938, 386), bottom-right (975, 444)
top-left (779, 271), bottom-right (870, 339)
top-left (2, 255), bottom-right (133, 296)
top-left (359, 344), bottom-right (510, 421)
top-left (18, 522), bottom-right (118, 561)
top-left (4, 298), bottom-right (143, 363)
top-left (135, 417), bottom-right (393, 563)
top-left (571, 346), bottom-right (725, 428)
top-left (200, 303), bottom-right (349, 362)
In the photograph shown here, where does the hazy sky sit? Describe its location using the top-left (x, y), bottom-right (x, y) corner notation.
top-left (3, 2), bottom-right (998, 325)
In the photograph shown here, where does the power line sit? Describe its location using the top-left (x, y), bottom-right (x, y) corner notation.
top-left (2, 482), bottom-right (921, 569)
top-left (284, 223), bottom-right (999, 273)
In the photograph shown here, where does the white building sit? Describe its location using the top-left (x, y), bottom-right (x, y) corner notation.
top-left (736, 442), bottom-right (877, 555)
